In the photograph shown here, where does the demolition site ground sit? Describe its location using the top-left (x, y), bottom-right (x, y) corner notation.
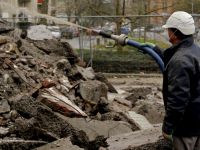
top-left (0, 19), bottom-right (171, 150)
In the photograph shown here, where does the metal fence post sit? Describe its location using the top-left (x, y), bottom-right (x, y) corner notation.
top-left (89, 17), bottom-right (93, 68)
top-left (81, 15), bottom-right (84, 61)
top-left (78, 16), bottom-right (82, 59)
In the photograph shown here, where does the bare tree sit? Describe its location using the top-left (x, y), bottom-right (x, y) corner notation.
top-left (87, 0), bottom-right (176, 52)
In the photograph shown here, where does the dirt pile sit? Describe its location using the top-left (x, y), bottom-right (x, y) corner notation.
top-left (0, 20), bottom-right (170, 150)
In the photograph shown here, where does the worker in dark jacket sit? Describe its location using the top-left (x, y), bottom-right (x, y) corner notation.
top-left (141, 11), bottom-right (200, 150)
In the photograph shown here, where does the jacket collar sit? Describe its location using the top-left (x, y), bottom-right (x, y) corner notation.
top-left (163, 35), bottom-right (194, 66)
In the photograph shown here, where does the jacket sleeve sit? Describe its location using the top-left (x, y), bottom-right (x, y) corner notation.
top-left (162, 58), bottom-right (193, 135)
top-left (153, 45), bottom-right (165, 61)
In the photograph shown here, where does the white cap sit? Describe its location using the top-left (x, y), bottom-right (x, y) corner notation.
top-left (162, 11), bottom-right (195, 35)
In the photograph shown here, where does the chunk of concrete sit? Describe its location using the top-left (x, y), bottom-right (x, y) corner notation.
top-left (33, 137), bottom-right (84, 150)
top-left (56, 113), bottom-right (133, 141)
top-left (137, 102), bottom-right (165, 124)
top-left (0, 127), bottom-right (9, 137)
top-left (95, 72), bottom-right (118, 93)
top-left (0, 140), bottom-right (47, 150)
top-left (126, 111), bottom-right (153, 130)
top-left (27, 25), bottom-right (53, 40)
top-left (106, 125), bottom-right (171, 150)
top-left (38, 88), bottom-right (87, 118)
top-left (58, 75), bottom-right (73, 89)
top-left (0, 99), bottom-right (10, 114)
top-left (107, 92), bottom-right (130, 103)
top-left (56, 59), bottom-right (71, 70)
top-left (0, 36), bottom-right (7, 44)
top-left (76, 65), bottom-right (95, 80)
top-left (15, 117), bottom-right (35, 140)
top-left (91, 97), bottom-right (113, 115)
top-left (14, 95), bottom-right (89, 146)
top-left (79, 80), bottom-right (108, 103)
top-left (111, 97), bottom-right (132, 112)
top-left (101, 112), bottom-right (140, 131)
top-left (125, 87), bottom-right (152, 107)
top-left (0, 19), bottom-right (14, 33)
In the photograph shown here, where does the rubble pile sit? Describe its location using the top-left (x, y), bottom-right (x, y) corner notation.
top-left (0, 19), bottom-right (171, 150)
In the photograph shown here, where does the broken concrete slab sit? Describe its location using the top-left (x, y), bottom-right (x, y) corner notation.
top-left (76, 65), bottom-right (95, 80)
top-left (125, 87), bottom-right (152, 107)
top-left (56, 112), bottom-right (133, 141)
top-left (107, 92), bottom-right (130, 103)
top-left (0, 19), bottom-right (14, 33)
top-left (110, 97), bottom-right (132, 112)
top-left (0, 36), bottom-right (7, 44)
top-left (0, 140), bottom-right (47, 150)
top-left (101, 112), bottom-right (141, 131)
top-left (56, 59), bottom-right (71, 70)
top-left (27, 25), bottom-right (53, 41)
top-left (106, 125), bottom-right (171, 150)
top-left (0, 99), bottom-right (10, 114)
top-left (137, 102), bottom-right (164, 124)
top-left (15, 117), bottom-right (35, 140)
top-left (13, 95), bottom-right (90, 147)
top-left (95, 72), bottom-right (118, 93)
top-left (126, 111), bottom-right (153, 130)
top-left (91, 97), bottom-right (113, 115)
top-left (79, 80), bottom-right (108, 103)
top-left (38, 88), bottom-right (87, 118)
top-left (34, 137), bottom-right (84, 150)
top-left (0, 127), bottom-right (9, 137)
top-left (58, 75), bottom-right (73, 89)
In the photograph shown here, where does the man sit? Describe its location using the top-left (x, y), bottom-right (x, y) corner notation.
top-left (141, 11), bottom-right (200, 149)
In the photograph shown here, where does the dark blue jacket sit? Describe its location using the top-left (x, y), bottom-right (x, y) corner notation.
top-left (154, 35), bottom-right (200, 137)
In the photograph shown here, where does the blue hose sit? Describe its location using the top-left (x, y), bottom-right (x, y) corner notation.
top-left (127, 40), bottom-right (164, 74)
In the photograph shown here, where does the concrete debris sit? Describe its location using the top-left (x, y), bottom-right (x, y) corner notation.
top-left (101, 112), bottom-right (140, 131)
top-left (126, 111), bottom-right (153, 130)
top-left (106, 125), bottom-right (171, 150)
top-left (0, 127), bottom-right (9, 137)
top-left (125, 87), bottom-right (152, 106)
top-left (0, 99), bottom-right (10, 114)
top-left (76, 65), bottom-right (95, 80)
top-left (79, 80), bottom-right (108, 103)
top-left (136, 102), bottom-right (165, 124)
top-left (56, 59), bottom-right (71, 70)
top-left (0, 20), bottom-right (168, 150)
top-left (38, 88), bottom-right (87, 118)
top-left (0, 36), bottom-right (7, 44)
top-left (95, 72), bottom-right (118, 93)
top-left (34, 137), bottom-right (84, 150)
top-left (57, 113), bottom-right (133, 141)
top-left (91, 97), bottom-right (113, 115)
top-left (110, 97), bottom-right (132, 112)
top-left (0, 140), bottom-right (47, 150)
top-left (27, 25), bottom-right (53, 40)
top-left (107, 92), bottom-right (130, 102)
top-left (0, 19), bottom-right (14, 33)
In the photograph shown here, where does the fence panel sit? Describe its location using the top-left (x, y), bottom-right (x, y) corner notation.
top-left (3, 15), bottom-right (200, 74)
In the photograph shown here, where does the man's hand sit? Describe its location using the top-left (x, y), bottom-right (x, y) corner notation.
top-left (138, 43), bottom-right (155, 54)
top-left (162, 131), bottom-right (173, 141)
